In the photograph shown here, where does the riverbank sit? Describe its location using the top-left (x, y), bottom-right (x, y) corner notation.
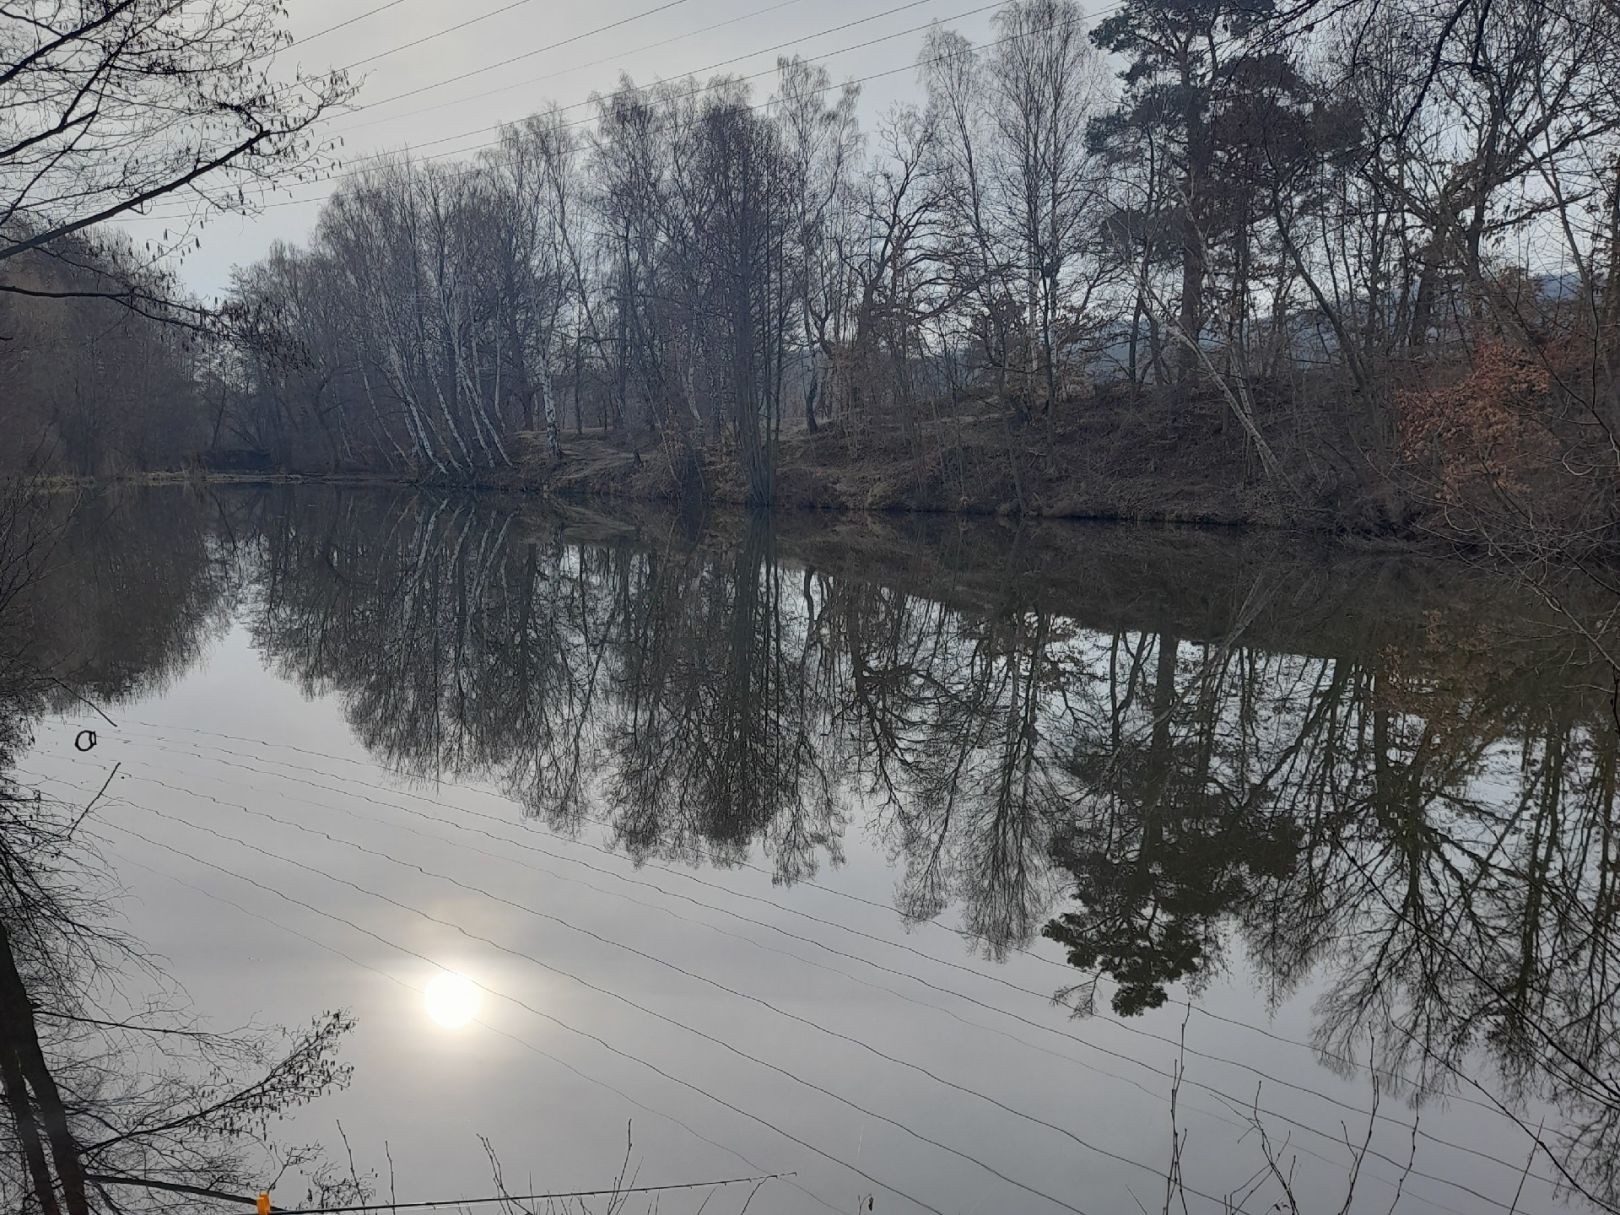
top-left (10, 389), bottom-right (1605, 562)
top-left (6, 415), bottom-right (1314, 531)
top-left (516, 403), bottom-right (1334, 531)
top-left (521, 425), bottom-right (1273, 527)
top-left (0, 440), bottom-right (1479, 560)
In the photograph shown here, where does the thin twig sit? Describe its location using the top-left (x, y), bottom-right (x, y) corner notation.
top-left (63, 761), bottom-right (119, 841)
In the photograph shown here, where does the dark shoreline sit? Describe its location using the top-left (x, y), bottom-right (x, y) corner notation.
top-left (0, 469), bottom-right (1470, 576)
top-left (11, 462), bottom-right (1436, 554)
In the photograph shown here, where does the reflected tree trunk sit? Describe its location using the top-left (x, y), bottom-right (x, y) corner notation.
top-left (0, 923), bottom-right (87, 1215)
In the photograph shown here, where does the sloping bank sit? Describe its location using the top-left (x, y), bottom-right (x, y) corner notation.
top-left (514, 416), bottom-right (1356, 533)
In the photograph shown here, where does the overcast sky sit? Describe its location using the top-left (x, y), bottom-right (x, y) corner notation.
top-left (119, 0), bottom-right (1014, 298)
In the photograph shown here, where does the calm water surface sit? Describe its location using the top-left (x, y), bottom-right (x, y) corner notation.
top-left (12, 487), bottom-right (1620, 1215)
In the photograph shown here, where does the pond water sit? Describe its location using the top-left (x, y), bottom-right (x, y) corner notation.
top-left (7, 486), bottom-right (1619, 1215)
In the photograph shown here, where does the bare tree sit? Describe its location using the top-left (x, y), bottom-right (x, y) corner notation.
top-left (1, 0), bottom-right (355, 283)
top-left (988, 0), bottom-right (1105, 419)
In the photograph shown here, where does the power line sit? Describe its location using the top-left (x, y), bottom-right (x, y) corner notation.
top-left (105, 754), bottom-right (1221, 1115)
top-left (70, 779), bottom-right (1101, 1215)
top-left (142, 0), bottom-right (963, 220)
top-left (1339, 845), bottom-right (1620, 1116)
top-left (54, 708), bottom-right (1492, 1135)
top-left (271, 1173), bottom-right (796, 1215)
top-left (385, 0), bottom-right (1024, 150)
top-left (71, 761), bottom-right (1203, 1191)
top-left (334, 0), bottom-right (819, 116)
top-left (76, 717), bottom-right (1526, 1122)
top-left (334, 0), bottom-right (991, 172)
top-left (78, 753), bottom-right (1521, 1207)
top-left (101, 843), bottom-right (844, 1215)
top-left (96, 1173), bottom-right (795, 1214)
top-left (83, 728), bottom-right (1118, 1000)
top-left (125, 0), bottom-right (1062, 223)
top-left (281, 0), bottom-right (420, 53)
top-left (61, 721), bottom-right (1574, 1204)
top-left (328, 0), bottom-right (813, 137)
top-left (339, 0), bottom-right (694, 75)
top-left (88, 745), bottom-right (1558, 1208)
top-left (33, 755), bottom-right (1539, 1215)
top-left (238, 0), bottom-right (701, 122)
top-left (77, 812), bottom-right (949, 1215)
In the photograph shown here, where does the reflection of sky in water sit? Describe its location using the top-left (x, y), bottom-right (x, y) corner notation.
top-left (12, 493), bottom-right (1615, 1215)
top-left (17, 616), bottom-right (1599, 1215)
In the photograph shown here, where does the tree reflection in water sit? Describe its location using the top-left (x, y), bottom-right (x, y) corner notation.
top-left (8, 485), bottom-right (1620, 1209)
top-left (0, 487), bottom-right (357, 1215)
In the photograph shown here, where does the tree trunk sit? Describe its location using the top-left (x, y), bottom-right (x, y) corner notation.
top-left (537, 346), bottom-right (563, 463)
top-left (0, 922), bottom-right (89, 1215)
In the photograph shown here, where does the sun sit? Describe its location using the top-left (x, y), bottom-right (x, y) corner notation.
top-left (423, 972), bottom-right (481, 1030)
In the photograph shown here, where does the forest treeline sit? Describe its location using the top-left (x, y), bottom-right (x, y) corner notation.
top-left (0, 236), bottom-right (212, 474)
top-left (4, 0), bottom-right (1619, 550)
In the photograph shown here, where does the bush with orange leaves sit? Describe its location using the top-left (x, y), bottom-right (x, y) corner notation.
top-left (1397, 340), bottom-right (1555, 515)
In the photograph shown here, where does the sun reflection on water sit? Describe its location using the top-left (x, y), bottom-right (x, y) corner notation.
top-left (423, 972), bottom-right (480, 1030)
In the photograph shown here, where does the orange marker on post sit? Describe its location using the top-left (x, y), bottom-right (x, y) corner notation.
top-left (256, 1193), bottom-right (271, 1215)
